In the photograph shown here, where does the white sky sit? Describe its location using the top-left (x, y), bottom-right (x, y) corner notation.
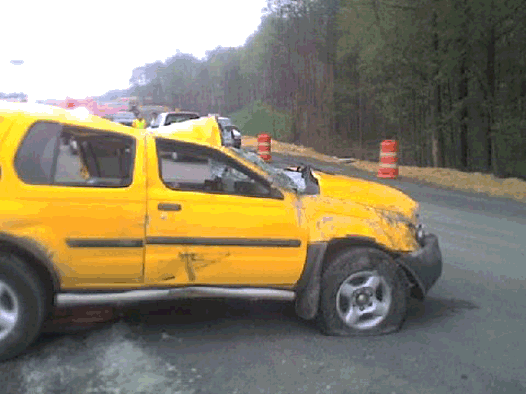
top-left (0, 0), bottom-right (267, 101)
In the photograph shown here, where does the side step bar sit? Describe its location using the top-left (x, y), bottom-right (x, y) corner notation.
top-left (56, 287), bottom-right (296, 307)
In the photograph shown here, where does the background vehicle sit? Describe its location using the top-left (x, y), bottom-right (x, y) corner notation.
top-left (216, 117), bottom-right (242, 148)
top-left (224, 125), bottom-right (242, 148)
top-left (111, 111), bottom-right (136, 126)
top-left (217, 116), bottom-right (233, 128)
top-left (128, 96), bottom-right (172, 126)
top-left (148, 111), bottom-right (200, 130)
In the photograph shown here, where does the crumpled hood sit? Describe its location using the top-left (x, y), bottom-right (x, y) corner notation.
top-left (312, 172), bottom-right (418, 220)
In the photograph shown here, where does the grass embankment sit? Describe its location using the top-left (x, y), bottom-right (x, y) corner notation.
top-left (229, 101), bottom-right (292, 141)
top-left (242, 136), bottom-right (526, 204)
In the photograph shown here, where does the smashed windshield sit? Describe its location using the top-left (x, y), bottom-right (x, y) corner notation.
top-left (230, 148), bottom-right (306, 193)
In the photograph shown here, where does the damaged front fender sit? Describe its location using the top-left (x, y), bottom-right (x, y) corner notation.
top-left (311, 214), bottom-right (417, 252)
top-left (294, 234), bottom-right (443, 320)
top-left (294, 242), bottom-right (327, 320)
top-left (300, 196), bottom-right (419, 252)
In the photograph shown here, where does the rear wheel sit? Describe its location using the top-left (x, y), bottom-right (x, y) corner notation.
top-left (0, 253), bottom-right (47, 361)
top-left (318, 247), bottom-right (409, 336)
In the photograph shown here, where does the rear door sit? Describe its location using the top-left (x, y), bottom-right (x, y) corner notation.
top-left (3, 119), bottom-right (147, 289)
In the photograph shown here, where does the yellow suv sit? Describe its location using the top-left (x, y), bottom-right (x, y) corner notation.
top-left (0, 103), bottom-right (442, 360)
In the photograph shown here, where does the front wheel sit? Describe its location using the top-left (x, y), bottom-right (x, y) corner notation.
top-left (318, 247), bottom-right (409, 336)
top-left (0, 253), bottom-right (47, 361)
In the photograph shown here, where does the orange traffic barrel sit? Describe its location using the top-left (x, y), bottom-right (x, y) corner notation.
top-left (258, 133), bottom-right (272, 162)
top-left (377, 140), bottom-right (399, 179)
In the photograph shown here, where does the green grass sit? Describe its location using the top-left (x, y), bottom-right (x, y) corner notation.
top-left (229, 101), bottom-right (292, 141)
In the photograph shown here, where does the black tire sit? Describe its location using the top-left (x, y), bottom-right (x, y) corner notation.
top-left (0, 253), bottom-right (47, 361)
top-left (318, 247), bottom-right (409, 336)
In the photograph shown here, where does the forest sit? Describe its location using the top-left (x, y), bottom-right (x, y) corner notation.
top-left (108, 0), bottom-right (526, 179)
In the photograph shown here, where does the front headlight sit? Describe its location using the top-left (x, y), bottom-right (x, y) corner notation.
top-left (412, 211), bottom-right (427, 245)
top-left (415, 223), bottom-right (426, 245)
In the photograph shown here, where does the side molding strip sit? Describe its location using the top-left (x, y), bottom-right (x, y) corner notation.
top-left (146, 237), bottom-right (301, 247)
top-left (66, 238), bottom-right (302, 248)
top-left (66, 239), bottom-right (144, 248)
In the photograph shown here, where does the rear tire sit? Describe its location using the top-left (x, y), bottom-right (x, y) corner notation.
top-left (318, 247), bottom-right (409, 336)
top-left (0, 253), bottom-right (47, 361)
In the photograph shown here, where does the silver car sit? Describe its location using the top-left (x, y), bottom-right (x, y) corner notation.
top-left (217, 117), bottom-right (242, 148)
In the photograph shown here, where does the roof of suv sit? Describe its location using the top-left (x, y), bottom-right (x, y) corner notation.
top-left (0, 103), bottom-right (224, 149)
top-left (0, 102), bottom-right (143, 139)
top-left (151, 116), bottom-right (223, 147)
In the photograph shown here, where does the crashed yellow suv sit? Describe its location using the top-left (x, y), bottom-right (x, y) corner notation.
top-left (0, 103), bottom-right (442, 360)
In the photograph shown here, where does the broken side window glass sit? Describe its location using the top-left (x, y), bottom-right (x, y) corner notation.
top-left (54, 127), bottom-right (135, 187)
top-left (229, 149), bottom-right (307, 193)
top-left (156, 140), bottom-right (271, 197)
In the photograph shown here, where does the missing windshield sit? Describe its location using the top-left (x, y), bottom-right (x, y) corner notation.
top-left (230, 149), bottom-right (320, 195)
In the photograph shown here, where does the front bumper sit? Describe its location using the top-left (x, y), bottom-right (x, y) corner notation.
top-left (396, 233), bottom-right (443, 299)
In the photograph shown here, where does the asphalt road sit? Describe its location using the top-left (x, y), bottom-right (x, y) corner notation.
top-left (1, 151), bottom-right (525, 394)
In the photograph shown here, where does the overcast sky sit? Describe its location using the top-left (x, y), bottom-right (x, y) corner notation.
top-left (0, 0), bottom-right (267, 101)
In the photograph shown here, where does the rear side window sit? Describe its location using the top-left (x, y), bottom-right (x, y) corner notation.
top-left (15, 122), bottom-right (61, 184)
top-left (15, 121), bottom-right (135, 187)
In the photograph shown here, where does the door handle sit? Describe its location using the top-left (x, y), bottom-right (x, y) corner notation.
top-left (158, 203), bottom-right (182, 212)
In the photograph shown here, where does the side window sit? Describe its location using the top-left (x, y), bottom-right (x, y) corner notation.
top-left (55, 128), bottom-right (135, 187)
top-left (165, 114), bottom-right (180, 126)
top-left (15, 121), bottom-right (135, 187)
top-left (156, 139), bottom-right (271, 197)
top-left (15, 122), bottom-right (61, 184)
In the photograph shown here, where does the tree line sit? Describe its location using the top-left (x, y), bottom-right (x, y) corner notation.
top-left (117, 0), bottom-right (526, 179)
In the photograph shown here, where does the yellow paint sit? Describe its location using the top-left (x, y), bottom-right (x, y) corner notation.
top-left (312, 172), bottom-right (418, 217)
top-left (299, 172), bottom-right (420, 251)
top-left (150, 116), bottom-right (223, 147)
top-left (144, 134), bottom-right (309, 285)
top-left (0, 104), bottom-right (420, 292)
top-left (0, 105), bottom-right (146, 289)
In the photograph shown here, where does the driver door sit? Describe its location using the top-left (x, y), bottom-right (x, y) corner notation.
top-left (145, 137), bottom-right (308, 287)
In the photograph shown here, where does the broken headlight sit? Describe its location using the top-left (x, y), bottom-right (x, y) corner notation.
top-left (412, 212), bottom-right (427, 246)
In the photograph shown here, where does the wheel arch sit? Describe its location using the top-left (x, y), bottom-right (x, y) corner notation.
top-left (322, 236), bottom-right (392, 274)
top-left (323, 237), bottom-right (423, 300)
top-left (0, 233), bottom-right (61, 309)
top-left (295, 235), bottom-right (420, 321)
